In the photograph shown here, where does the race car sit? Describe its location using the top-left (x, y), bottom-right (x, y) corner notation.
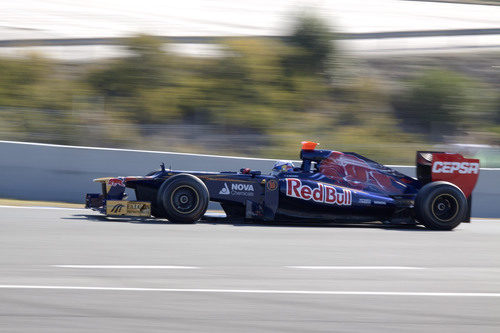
top-left (85, 141), bottom-right (480, 230)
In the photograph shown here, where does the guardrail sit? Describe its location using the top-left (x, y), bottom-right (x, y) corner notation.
top-left (0, 140), bottom-right (498, 217)
top-left (3, 29), bottom-right (500, 47)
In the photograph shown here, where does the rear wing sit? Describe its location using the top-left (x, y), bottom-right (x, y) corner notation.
top-left (416, 151), bottom-right (480, 198)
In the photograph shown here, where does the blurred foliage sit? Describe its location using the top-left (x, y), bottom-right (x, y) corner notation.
top-left (87, 35), bottom-right (169, 97)
top-left (0, 14), bottom-right (499, 165)
top-left (285, 12), bottom-right (335, 74)
top-left (495, 94), bottom-right (500, 124)
top-left (393, 70), bottom-right (462, 130)
top-left (392, 69), bottom-right (496, 140)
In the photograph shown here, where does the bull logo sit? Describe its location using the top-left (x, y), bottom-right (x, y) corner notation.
top-left (267, 179), bottom-right (278, 191)
top-left (107, 178), bottom-right (125, 187)
top-left (319, 152), bottom-right (400, 194)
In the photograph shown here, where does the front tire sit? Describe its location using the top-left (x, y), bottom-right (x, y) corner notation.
top-left (415, 181), bottom-right (467, 230)
top-left (157, 174), bottom-right (209, 224)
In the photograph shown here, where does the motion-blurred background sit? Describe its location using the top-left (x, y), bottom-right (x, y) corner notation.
top-left (1, 0), bottom-right (499, 165)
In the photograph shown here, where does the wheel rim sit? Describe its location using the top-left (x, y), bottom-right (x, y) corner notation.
top-left (170, 185), bottom-right (199, 214)
top-left (431, 194), bottom-right (459, 222)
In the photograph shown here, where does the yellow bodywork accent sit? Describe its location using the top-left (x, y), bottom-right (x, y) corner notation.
top-left (106, 200), bottom-right (151, 217)
top-left (93, 177), bottom-right (113, 183)
top-left (93, 177), bottom-right (115, 193)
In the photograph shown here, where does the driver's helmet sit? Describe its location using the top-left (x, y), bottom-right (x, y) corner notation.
top-left (272, 160), bottom-right (295, 175)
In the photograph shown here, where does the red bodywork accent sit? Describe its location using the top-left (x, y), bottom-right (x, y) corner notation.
top-left (319, 152), bottom-right (403, 194)
top-left (431, 153), bottom-right (480, 198)
top-left (241, 168), bottom-right (251, 174)
top-left (107, 178), bottom-right (125, 187)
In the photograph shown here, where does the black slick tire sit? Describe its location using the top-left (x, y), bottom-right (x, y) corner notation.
top-left (415, 181), bottom-right (467, 231)
top-left (157, 174), bottom-right (209, 224)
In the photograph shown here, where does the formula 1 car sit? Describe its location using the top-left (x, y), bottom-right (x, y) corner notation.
top-left (85, 142), bottom-right (480, 230)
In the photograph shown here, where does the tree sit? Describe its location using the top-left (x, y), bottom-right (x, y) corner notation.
top-left (286, 12), bottom-right (336, 74)
top-left (392, 69), bottom-right (471, 137)
top-left (86, 35), bottom-right (169, 97)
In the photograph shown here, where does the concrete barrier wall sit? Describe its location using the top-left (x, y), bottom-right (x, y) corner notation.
top-left (0, 141), bottom-right (276, 204)
top-left (1, 141), bottom-right (498, 217)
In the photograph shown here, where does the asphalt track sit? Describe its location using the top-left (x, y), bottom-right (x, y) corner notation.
top-left (1, 206), bottom-right (500, 332)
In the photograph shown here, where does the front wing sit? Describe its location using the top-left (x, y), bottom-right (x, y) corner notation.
top-left (85, 193), bottom-right (151, 217)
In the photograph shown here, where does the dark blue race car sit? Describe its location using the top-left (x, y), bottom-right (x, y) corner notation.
top-left (86, 142), bottom-right (480, 230)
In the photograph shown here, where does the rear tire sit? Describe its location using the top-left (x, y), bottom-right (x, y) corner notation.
top-left (157, 174), bottom-right (209, 224)
top-left (415, 181), bottom-right (467, 231)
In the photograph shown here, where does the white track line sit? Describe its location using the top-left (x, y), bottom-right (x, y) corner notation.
top-left (0, 285), bottom-right (499, 297)
top-left (286, 266), bottom-right (424, 270)
top-left (0, 140), bottom-right (279, 161)
top-left (53, 265), bottom-right (199, 269)
top-left (56, 265), bottom-right (421, 270)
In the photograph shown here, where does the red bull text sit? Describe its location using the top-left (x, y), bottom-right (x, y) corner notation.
top-left (286, 179), bottom-right (352, 206)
